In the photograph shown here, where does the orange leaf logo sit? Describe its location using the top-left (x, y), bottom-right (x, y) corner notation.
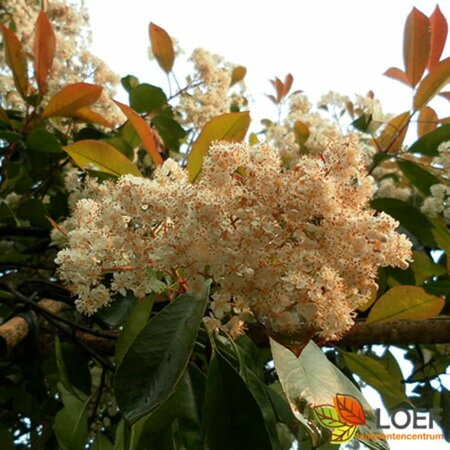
top-left (333, 394), bottom-right (366, 426)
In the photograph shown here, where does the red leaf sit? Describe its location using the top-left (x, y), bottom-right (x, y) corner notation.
top-left (149, 23), bottom-right (175, 73)
top-left (283, 73), bottom-right (293, 97)
top-left (427, 5), bottom-right (448, 70)
top-left (34, 11), bottom-right (56, 93)
top-left (417, 106), bottom-right (438, 137)
top-left (333, 394), bottom-right (366, 426)
top-left (439, 91), bottom-right (450, 101)
top-left (403, 8), bottom-right (431, 87)
top-left (383, 67), bottom-right (411, 87)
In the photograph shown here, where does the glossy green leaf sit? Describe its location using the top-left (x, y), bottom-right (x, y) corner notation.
top-left (62, 140), bottom-right (142, 177)
top-left (341, 350), bottom-right (408, 410)
top-left (115, 295), bottom-right (154, 365)
top-left (202, 351), bottom-right (272, 450)
top-left (187, 112), bottom-right (250, 182)
top-left (114, 284), bottom-right (210, 424)
top-left (367, 285), bottom-right (444, 324)
top-left (130, 83), bottom-right (167, 114)
top-left (91, 433), bottom-right (114, 450)
top-left (371, 198), bottom-right (435, 247)
top-left (409, 124), bottom-right (450, 156)
top-left (26, 128), bottom-right (61, 153)
top-left (396, 159), bottom-right (439, 196)
top-left (53, 386), bottom-right (90, 450)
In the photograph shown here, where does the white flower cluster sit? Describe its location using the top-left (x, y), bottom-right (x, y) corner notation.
top-left (421, 184), bottom-right (450, 223)
top-left (55, 137), bottom-right (412, 340)
top-left (178, 49), bottom-right (247, 129)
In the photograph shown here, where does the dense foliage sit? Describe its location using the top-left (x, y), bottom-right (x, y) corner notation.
top-left (0, 2), bottom-right (449, 449)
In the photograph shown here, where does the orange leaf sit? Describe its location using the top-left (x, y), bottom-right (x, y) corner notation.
top-left (383, 67), bottom-right (411, 87)
top-left (1, 24), bottom-right (29, 98)
top-left (114, 101), bottom-right (163, 167)
top-left (333, 394), bottom-right (366, 426)
top-left (42, 83), bottom-right (103, 119)
top-left (414, 57), bottom-right (450, 110)
top-left (230, 66), bottom-right (246, 86)
top-left (427, 5), bottom-right (448, 70)
top-left (283, 73), bottom-right (293, 97)
top-left (403, 7), bottom-right (431, 87)
top-left (34, 11), bottom-right (56, 93)
top-left (149, 23), bottom-right (175, 73)
top-left (375, 111), bottom-right (411, 153)
top-left (69, 107), bottom-right (114, 128)
top-left (417, 106), bottom-right (438, 137)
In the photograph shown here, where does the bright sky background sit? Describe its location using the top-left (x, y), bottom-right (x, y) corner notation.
top-left (84, 1), bottom-right (449, 449)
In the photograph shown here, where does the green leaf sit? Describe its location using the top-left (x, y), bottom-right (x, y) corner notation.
top-left (129, 83), bottom-right (167, 114)
top-left (187, 112), bottom-right (251, 182)
top-left (91, 433), bottom-right (114, 450)
top-left (314, 405), bottom-right (345, 428)
top-left (367, 286), bottom-right (444, 323)
top-left (0, 130), bottom-right (22, 143)
top-left (340, 350), bottom-right (409, 411)
top-left (121, 75), bottom-right (140, 93)
top-left (411, 251), bottom-right (446, 284)
top-left (53, 386), bottom-right (90, 450)
top-left (371, 198), bottom-right (435, 247)
top-left (202, 351), bottom-right (273, 450)
top-left (152, 115), bottom-right (185, 151)
top-left (408, 124), bottom-right (450, 156)
top-left (440, 387), bottom-right (450, 441)
top-left (102, 137), bottom-right (134, 160)
top-left (114, 284), bottom-right (210, 424)
top-left (16, 198), bottom-right (49, 228)
top-left (115, 294), bottom-right (154, 365)
top-left (95, 294), bottom-right (135, 327)
top-left (396, 159), bottom-right (439, 196)
top-left (62, 140), bottom-right (142, 177)
top-left (26, 128), bottom-right (62, 153)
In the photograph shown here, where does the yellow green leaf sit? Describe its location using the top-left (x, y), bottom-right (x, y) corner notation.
top-left (411, 251), bottom-right (446, 284)
top-left (403, 7), bottom-right (430, 87)
top-left (42, 83), bottom-right (103, 119)
top-left (114, 101), bottom-right (163, 167)
top-left (330, 423), bottom-right (357, 444)
top-left (230, 66), bottom-right (246, 86)
top-left (1, 24), bottom-right (29, 98)
top-left (374, 111), bottom-right (410, 153)
top-left (69, 107), bottom-right (114, 129)
top-left (34, 11), bottom-right (56, 93)
top-left (62, 140), bottom-right (142, 177)
top-left (294, 120), bottom-right (310, 145)
top-left (367, 286), bottom-right (444, 324)
top-left (149, 23), bottom-right (175, 73)
top-left (187, 112), bottom-right (251, 182)
top-left (249, 133), bottom-right (260, 145)
top-left (414, 57), bottom-right (450, 110)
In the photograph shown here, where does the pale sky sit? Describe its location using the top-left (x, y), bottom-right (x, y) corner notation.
top-left (84, 1), bottom-right (449, 449)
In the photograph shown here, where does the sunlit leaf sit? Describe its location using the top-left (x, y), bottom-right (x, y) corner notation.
top-left (1, 24), bottom-right (29, 98)
top-left (427, 5), bottom-right (448, 70)
top-left (414, 57), bottom-right (450, 110)
top-left (187, 112), bottom-right (250, 182)
top-left (403, 7), bottom-right (430, 87)
top-left (417, 106), bottom-right (438, 137)
top-left (333, 394), bottom-right (366, 426)
top-left (230, 66), bottom-right (246, 86)
top-left (294, 121), bottom-right (310, 145)
top-left (62, 139), bottom-right (142, 177)
top-left (114, 100), bottom-right (163, 166)
top-left (149, 23), bottom-right (175, 73)
top-left (313, 405), bottom-right (345, 428)
top-left (374, 111), bottom-right (410, 153)
top-left (367, 285), bottom-right (444, 324)
top-left (34, 11), bottom-right (56, 93)
top-left (42, 83), bottom-right (103, 119)
top-left (383, 67), bottom-right (411, 87)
